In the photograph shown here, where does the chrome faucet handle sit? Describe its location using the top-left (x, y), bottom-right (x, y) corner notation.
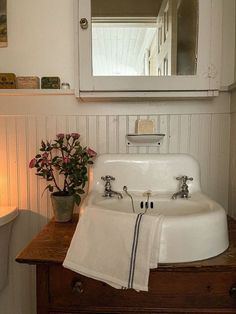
top-left (176, 176), bottom-right (193, 184)
top-left (172, 176), bottom-right (193, 200)
top-left (101, 175), bottom-right (115, 183)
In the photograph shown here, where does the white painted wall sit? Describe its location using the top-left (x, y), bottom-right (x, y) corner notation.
top-left (228, 1), bottom-right (236, 220)
top-left (229, 90), bottom-right (236, 219)
top-left (221, 0), bottom-right (235, 87)
top-left (0, 0), bottom-right (75, 87)
top-left (0, 1), bottom-right (234, 314)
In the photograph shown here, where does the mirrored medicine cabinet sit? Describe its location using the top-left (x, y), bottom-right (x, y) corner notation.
top-left (75, 0), bottom-right (222, 99)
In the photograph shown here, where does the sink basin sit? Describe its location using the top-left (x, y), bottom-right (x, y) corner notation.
top-left (84, 154), bottom-right (229, 263)
top-left (90, 193), bottom-right (213, 216)
top-left (0, 206), bottom-right (18, 227)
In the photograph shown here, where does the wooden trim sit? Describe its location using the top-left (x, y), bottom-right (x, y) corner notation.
top-left (48, 308), bottom-right (236, 313)
top-left (36, 264), bottom-right (50, 314)
top-left (228, 82), bottom-right (236, 92)
top-left (0, 89), bottom-right (74, 96)
top-left (78, 90), bottom-right (219, 101)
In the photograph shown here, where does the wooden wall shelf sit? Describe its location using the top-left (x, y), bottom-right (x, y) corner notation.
top-left (0, 89), bottom-right (74, 96)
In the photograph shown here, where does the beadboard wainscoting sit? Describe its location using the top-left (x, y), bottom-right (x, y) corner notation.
top-left (0, 110), bottom-right (230, 314)
top-left (0, 113), bottom-right (230, 214)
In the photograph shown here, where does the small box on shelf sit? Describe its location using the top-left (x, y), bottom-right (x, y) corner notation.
top-left (16, 76), bottom-right (40, 89)
top-left (41, 77), bottom-right (60, 89)
top-left (0, 73), bottom-right (16, 89)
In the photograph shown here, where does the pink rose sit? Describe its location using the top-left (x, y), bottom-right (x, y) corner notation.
top-left (56, 133), bottom-right (64, 140)
top-left (41, 159), bottom-right (50, 166)
top-left (63, 157), bottom-right (70, 163)
top-left (29, 158), bottom-right (37, 168)
top-left (87, 148), bottom-right (97, 157)
top-left (71, 133), bottom-right (80, 139)
top-left (42, 152), bottom-right (48, 158)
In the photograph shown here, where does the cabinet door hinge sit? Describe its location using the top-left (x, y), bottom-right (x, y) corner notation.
top-left (208, 64), bottom-right (217, 79)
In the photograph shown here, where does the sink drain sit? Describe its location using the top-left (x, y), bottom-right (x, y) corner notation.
top-left (140, 201), bottom-right (154, 209)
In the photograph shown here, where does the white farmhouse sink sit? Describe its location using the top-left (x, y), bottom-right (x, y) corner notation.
top-left (84, 154), bottom-right (229, 263)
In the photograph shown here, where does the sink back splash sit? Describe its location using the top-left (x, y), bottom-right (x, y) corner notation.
top-left (0, 112), bottom-right (230, 216)
top-left (92, 154), bottom-right (201, 194)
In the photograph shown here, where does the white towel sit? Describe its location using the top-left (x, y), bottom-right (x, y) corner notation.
top-left (63, 206), bottom-right (163, 291)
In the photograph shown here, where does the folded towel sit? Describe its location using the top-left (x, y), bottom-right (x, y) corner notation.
top-left (63, 206), bottom-right (163, 291)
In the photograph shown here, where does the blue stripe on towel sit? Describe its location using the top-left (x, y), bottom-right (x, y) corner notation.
top-left (128, 213), bottom-right (144, 289)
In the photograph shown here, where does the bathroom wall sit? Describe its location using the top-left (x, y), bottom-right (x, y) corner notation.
top-left (0, 96), bottom-right (231, 314)
top-left (229, 90), bottom-right (236, 220)
top-left (0, 0), bottom-right (234, 314)
top-left (228, 1), bottom-right (236, 220)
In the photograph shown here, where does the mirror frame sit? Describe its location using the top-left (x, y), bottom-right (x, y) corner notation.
top-left (76, 0), bottom-right (222, 96)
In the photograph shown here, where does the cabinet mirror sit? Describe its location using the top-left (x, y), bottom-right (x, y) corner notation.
top-left (91, 0), bottom-right (198, 76)
top-left (77, 0), bottom-right (221, 96)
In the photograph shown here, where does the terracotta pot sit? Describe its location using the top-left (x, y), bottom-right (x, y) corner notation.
top-left (51, 193), bottom-right (75, 222)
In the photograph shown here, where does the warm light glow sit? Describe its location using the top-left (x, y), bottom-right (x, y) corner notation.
top-left (79, 205), bottom-right (85, 216)
top-left (88, 168), bottom-right (94, 193)
top-left (0, 175), bottom-right (6, 206)
top-left (0, 175), bottom-right (6, 188)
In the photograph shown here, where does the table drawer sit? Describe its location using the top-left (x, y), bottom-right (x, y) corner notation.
top-left (49, 265), bottom-right (236, 311)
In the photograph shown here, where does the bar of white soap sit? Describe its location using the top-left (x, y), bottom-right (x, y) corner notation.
top-left (135, 119), bottom-right (154, 134)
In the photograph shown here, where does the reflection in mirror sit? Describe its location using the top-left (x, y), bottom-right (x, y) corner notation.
top-left (91, 0), bottom-right (198, 76)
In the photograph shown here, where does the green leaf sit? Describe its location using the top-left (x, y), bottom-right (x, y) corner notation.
top-left (74, 194), bottom-right (81, 206)
top-left (77, 189), bottom-right (85, 194)
top-left (48, 185), bottom-right (54, 192)
top-left (52, 156), bottom-right (59, 162)
top-left (41, 184), bottom-right (53, 197)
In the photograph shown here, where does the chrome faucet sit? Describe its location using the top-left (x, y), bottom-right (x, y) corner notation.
top-left (171, 176), bottom-right (193, 199)
top-left (101, 175), bottom-right (123, 199)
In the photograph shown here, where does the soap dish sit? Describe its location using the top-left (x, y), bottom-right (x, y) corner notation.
top-left (126, 134), bottom-right (165, 146)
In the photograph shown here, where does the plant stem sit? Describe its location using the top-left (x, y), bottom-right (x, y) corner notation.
top-left (63, 175), bottom-right (69, 192)
top-left (49, 151), bottom-right (61, 191)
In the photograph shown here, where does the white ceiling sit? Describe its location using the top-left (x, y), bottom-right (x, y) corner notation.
top-left (92, 24), bottom-right (156, 76)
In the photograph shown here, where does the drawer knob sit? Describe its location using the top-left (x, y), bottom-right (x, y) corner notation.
top-left (230, 284), bottom-right (236, 298)
top-left (72, 279), bottom-right (84, 294)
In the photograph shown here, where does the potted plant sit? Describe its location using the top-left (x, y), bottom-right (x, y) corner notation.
top-left (29, 133), bottom-right (97, 222)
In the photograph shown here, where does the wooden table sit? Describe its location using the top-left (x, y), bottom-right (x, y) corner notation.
top-left (16, 215), bottom-right (236, 314)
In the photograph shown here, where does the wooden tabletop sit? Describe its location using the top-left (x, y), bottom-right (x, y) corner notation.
top-left (16, 214), bottom-right (236, 271)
